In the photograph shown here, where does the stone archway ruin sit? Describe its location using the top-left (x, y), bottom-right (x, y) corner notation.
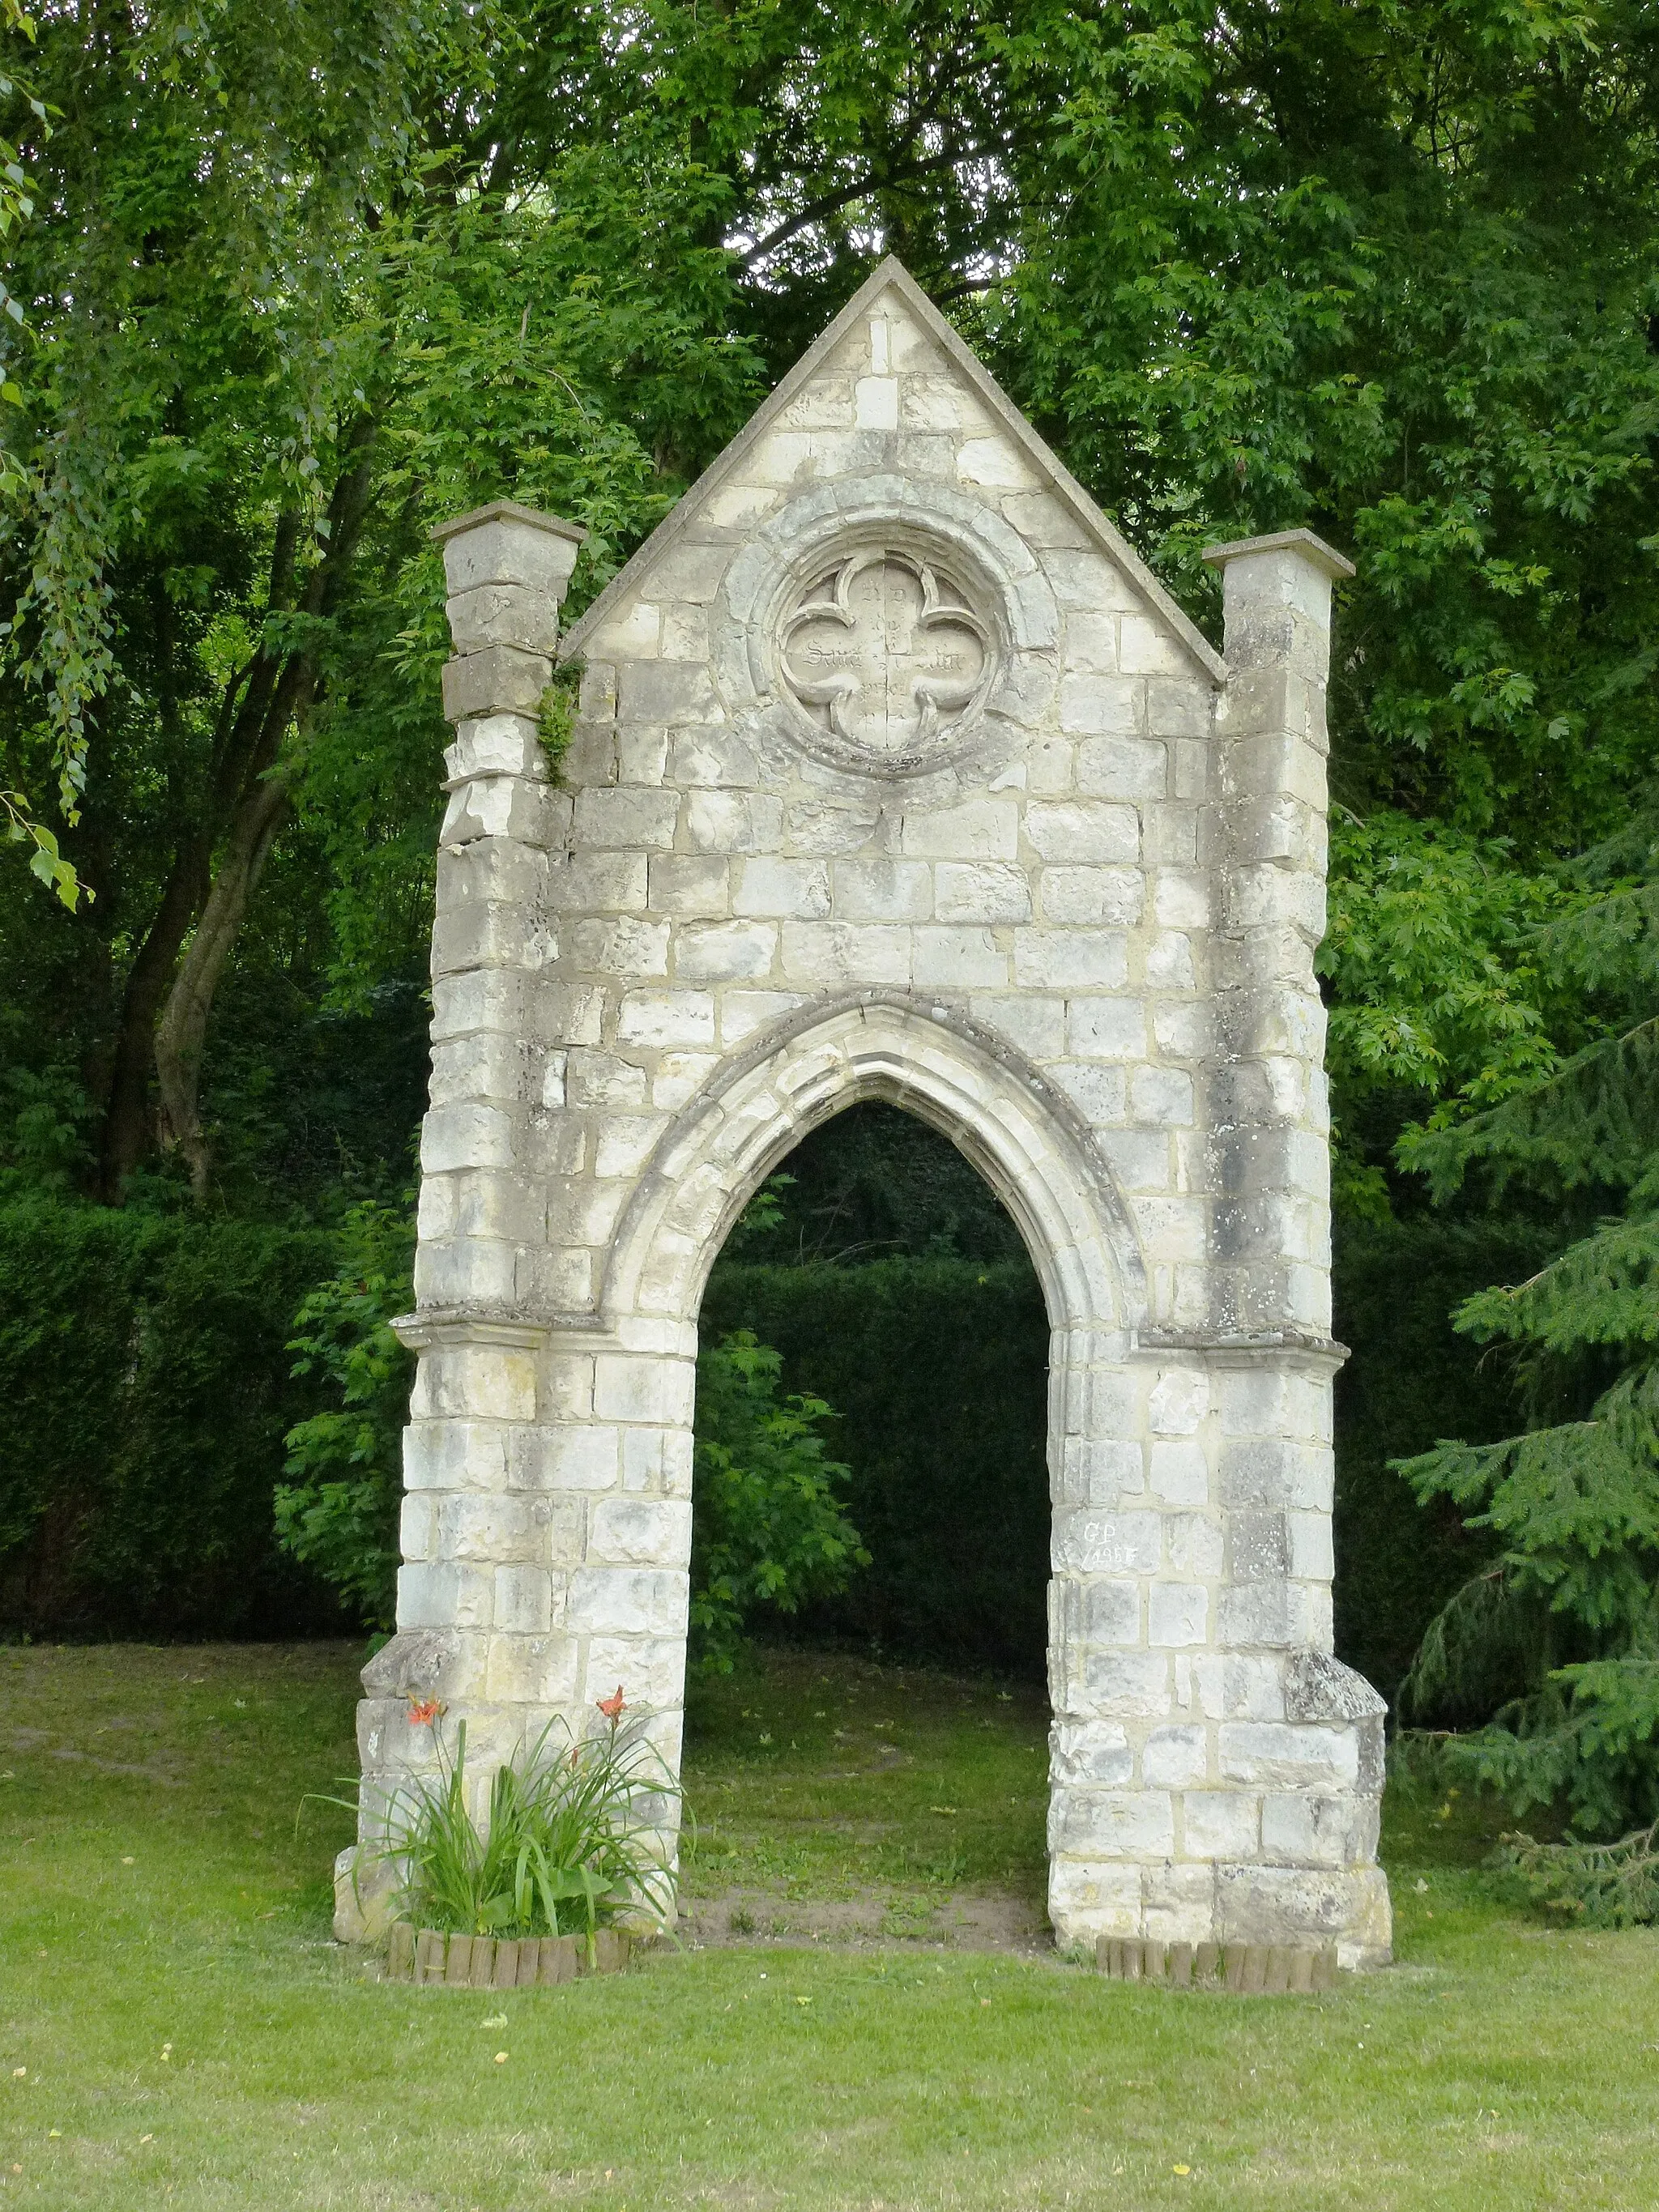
top-left (347, 258), bottom-right (1392, 1966)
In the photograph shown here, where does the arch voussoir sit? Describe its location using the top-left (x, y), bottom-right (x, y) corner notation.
top-left (602, 999), bottom-right (1137, 1336)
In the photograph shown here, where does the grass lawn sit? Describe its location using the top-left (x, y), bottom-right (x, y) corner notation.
top-left (3, 1640), bottom-right (1658, 2210)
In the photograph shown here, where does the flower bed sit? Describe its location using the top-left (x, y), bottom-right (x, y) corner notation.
top-left (336, 1686), bottom-right (676, 1975)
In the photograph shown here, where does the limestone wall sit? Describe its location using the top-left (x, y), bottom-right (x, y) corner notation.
top-left (348, 261), bottom-right (1391, 1968)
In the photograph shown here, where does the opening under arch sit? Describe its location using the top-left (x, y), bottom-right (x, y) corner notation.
top-left (600, 992), bottom-right (1145, 1352)
top-left (697, 1098), bottom-right (1052, 1675)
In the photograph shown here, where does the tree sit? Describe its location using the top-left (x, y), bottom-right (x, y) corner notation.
top-left (0, 0), bottom-right (72, 904)
top-left (6, 0), bottom-right (1659, 1224)
top-left (1396, 789), bottom-right (1659, 1835)
top-left (275, 1212), bottom-right (868, 1660)
top-left (0, 0), bottom-right (757, 1199)
top-left (988, 0), bottom-right (1659, 1196)
top-left (275, 1200), bottom-right (416, 1634)
top-left (689, 1330), bottom-right (870, 1673)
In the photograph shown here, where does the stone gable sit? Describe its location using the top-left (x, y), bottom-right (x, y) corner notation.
top-left (343, 260), bottom-right (1392, 1971)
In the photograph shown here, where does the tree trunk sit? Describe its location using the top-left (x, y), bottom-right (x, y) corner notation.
top-left (92, 417), bottom-right (377, 1200)
top-left (94, 518), bottom-right (302, 1202)
top-left (97, 846), bottom-right (211, 1199)
top-left (152, 768), bottom-right (292, 1196)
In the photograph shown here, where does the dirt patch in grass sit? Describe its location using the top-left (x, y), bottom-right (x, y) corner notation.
top-left (680, 1883), bottom-right (1050, 1953)
top-left (679, 1647), bottom-right (1054, 1949)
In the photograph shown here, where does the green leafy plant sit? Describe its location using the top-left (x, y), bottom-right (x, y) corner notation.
top-left (275, 1201), bottom-right (416, 1632)
top-left (361, 1694), bottom-right (677, 1959)
top-left (275, 1226), bottom-right (869, 1665)
top-left (1488, 1822), bottom-right (1659, 1929)
top-left (536, 669), bottom-right (582, 777)
top-left (690, 1328), bottom-right (869, 1673)
top-left (1394, 789), bottom-right (1659, 1834)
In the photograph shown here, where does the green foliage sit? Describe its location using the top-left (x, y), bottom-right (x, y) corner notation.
top-left (1396, 792), bottom-right (1659, 1833)
top-left (0, 0), bottom-right (762, 1200)
top-left (360, 1708), bottom-right (676, 1953)
top-left (983, 0), bottom-right (1659, 1205)
top-left (275, 1202), bottom-right (417, 1634)
top-left (1489, 1822), bottom-right (1659, 1929)
top-left (702, 1259), bottom-right (1050, 1672)
top-left (1000, 0), bottom-right (1659, 833)
top-left (0, 1198), bottom-right (338, 1635)
top-left (1332, 1215), bottom-right (1553, 1701)
top-left (0, 1166), bottom-right (1594, 1707)
top-left (267, 1218), bottom-right (866, 1662)
top-left (0, 1057), bottom-right (93, 1198)
top-left (2, 790), bottom-right (80, 910)
top-left (690, 1330), bottom-right (869, 1673)
top-left (536, 670), bottom-right (581, 779)
top-left (0, 0), bottom-right (49, 522)
top-left (194, 977), bottom-right (432, 1219)
top-left (1320, 812), bottom-right (1565, 1207)
top-left (3, 0), bottom-right (1659, 1718)
top-left (718, 1102), bottom-right (1024, 1267)
top-left (6, 0), bottom-right (1658, 1210)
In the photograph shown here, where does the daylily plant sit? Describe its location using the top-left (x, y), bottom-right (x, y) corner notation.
top-left (348, 1692), bottom-right (677, 1963)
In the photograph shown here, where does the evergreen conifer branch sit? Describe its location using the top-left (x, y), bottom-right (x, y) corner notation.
top-left (1396, 794), bottom-right (1659, 1848)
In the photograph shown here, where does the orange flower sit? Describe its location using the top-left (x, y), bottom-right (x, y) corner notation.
top-left (596, 1686), bottom-right (626, 1722)
top-left (407, 1698), bottom-right (443, 1726)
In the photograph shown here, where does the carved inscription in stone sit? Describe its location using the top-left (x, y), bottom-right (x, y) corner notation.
top-left (781, 549), bottom-right (990, 761)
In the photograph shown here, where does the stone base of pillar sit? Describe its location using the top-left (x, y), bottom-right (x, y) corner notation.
top-left (1050, 1855), bottom-right (1392, 1971)
top-left (1047, 1647), bottom-right (1390, 1966)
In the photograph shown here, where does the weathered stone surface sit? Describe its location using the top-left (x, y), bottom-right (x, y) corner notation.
top-left (341, 257), bottom-right (1390, 1968)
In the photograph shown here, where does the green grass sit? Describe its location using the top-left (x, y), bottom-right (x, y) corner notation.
top-left (3, 1640), bottom-right (1659, 2210)
top-left (678, 1650), bottom-right (1051, 1934)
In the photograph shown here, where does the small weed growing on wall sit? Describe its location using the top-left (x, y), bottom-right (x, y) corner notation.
top-left (537, 670), bottom-right (581, 777)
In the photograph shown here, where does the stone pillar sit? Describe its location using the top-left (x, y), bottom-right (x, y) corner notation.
top-left (1202, 526), bottom-right (1351, 1345)
top-left (1194, 526), bottom-right (1353, 1661)
top-left (416, 500), bottom-right (584, 1317)
top-left (1164, 526), bottom-right (1390, 1966)
top-left (339, 501), bottom-right (584, 1937)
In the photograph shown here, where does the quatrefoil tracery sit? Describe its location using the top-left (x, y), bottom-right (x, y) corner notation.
top-left (780, 548), bottom-right (992, 760)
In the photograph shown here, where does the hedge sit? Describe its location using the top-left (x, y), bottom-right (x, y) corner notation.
top-left (1330, 1213), bottom-right (1552, 1701)
top-left (703, 1257), bottom-right (1053, 1673)
top-left (709, 1221), bottom-right (1543, 1694)
top-left (1, 1200), bottom-right (1540, 1684)
top-left (0, 1201), bottom-right (342, 1638)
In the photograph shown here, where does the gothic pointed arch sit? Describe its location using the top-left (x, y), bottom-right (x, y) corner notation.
top-left (602, 991), bottom-right (1147, 1339)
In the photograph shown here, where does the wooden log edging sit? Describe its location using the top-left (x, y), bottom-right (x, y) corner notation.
top-left (1095, 1937), bottom-right (1338, 1993)
top-left (384, 1924), bottom-right (631, 1988)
